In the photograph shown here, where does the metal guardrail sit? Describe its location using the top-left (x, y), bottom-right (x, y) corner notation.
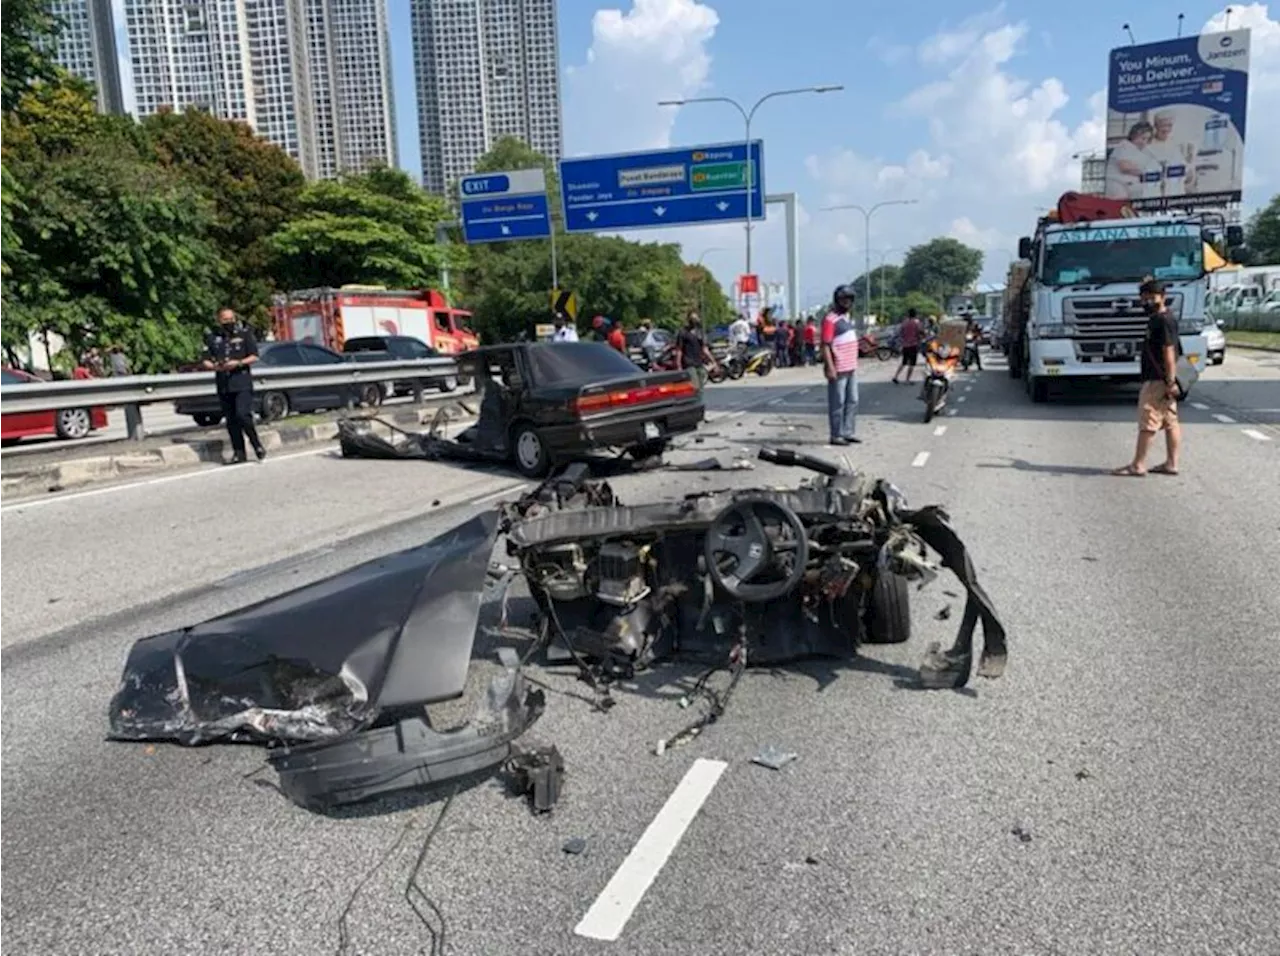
top-left (1, 358), bottom-right (460, 440)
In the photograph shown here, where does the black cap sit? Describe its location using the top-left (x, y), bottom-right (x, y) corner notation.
top-left (1139, 276), bottom-right (1166, 296)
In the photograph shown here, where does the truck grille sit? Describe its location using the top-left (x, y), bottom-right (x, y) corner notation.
top-left (1063, 293), bottom-right (1183, 340)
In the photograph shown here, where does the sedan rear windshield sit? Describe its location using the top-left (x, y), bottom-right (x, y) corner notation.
top-left (527, 343), bottom-right (638, 384)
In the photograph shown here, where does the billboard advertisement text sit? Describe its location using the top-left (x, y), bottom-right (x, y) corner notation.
top-left (1105, 29), bottom-right (1251, 210)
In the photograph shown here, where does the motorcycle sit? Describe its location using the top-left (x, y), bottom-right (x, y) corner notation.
top-left (920, 341), bottom-right (959, 423)
top-left (961, 335), bottom-right (981, 371)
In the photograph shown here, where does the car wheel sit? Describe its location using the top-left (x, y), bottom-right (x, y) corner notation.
top-left (863, 572), bottom-right (911, 645)
top-left (1030, 377), bottom-right (1049, 403)
top-left (437, 375), bottom-right (458, 393)
top-left (192, 413), bottom-right (222, 427)
top-left (259, 391), bottom-right (289, 422)
top-left (1213, 351), bottom-right (1225, 366)
top-left (511, 423), bottom-right (551, 479)
top-left (55, 408), bottom-right (93, 440)
top-left (359, 384), bottom-right (382, 407)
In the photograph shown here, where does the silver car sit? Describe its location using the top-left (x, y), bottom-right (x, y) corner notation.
top-left (1202, 319), bottom-right (1226, 366)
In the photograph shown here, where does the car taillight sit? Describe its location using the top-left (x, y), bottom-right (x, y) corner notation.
top-left (571, 379), bottom-right (697, 414)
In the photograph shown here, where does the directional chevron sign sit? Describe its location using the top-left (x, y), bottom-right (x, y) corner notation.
top-left (458, 168), bottom-right (552, 244)
top-left (558, 140), bottom-right (765, 234)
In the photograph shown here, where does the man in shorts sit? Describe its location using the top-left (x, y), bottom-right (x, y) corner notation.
top-left (892, 308), bottom-right (924, 384)
top-left (1113, 278), bottom-right (1181, 477)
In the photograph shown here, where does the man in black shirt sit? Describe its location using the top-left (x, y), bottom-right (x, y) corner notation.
top-left (674, 309), bottom-right (718, 390)
top-left (202, 308), bottom-right (266, 464)
top-left (1113, 278), bottom-right (1181, 476)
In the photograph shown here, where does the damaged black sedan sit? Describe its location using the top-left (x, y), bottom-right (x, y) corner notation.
top-left (106, 448), bottom-right (1007, 812)
top-left (338, 341), bottom-right (706, 478)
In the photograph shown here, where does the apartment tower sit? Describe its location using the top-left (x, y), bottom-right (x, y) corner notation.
top-left (49, 0), bottom-right (126, 114)
top-left (122, 0), bottom-right (395, 179)
top-left (411, 0), bottom-right (562, 196)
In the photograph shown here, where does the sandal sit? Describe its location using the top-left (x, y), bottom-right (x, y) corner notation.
top-left (1111, 464), bottom-right (1147, 477)
top-left (1150, 463), bottom-right (1179, 476)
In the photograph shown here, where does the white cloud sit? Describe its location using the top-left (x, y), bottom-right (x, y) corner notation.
top-left (562, 0), bottom-right (719, 156)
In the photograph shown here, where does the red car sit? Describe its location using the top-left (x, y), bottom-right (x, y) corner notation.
top-left (1, 367), bottom-right (109, 445)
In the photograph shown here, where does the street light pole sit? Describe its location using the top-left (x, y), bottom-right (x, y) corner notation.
top-left (695, 247), bottom-right (726, 318)
top-left (660, 85), bottom-right (843, 298)
top-left (821, 200), bottom-right (918, 323)
top-left (877, 247), bottom-right (901, 319)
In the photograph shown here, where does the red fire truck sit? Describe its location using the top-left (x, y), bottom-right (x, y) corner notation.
top-left (270, 287), bottom-right (479, 355)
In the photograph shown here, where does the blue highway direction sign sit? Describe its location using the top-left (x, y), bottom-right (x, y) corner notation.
top-left (459, 168), bottom-right (552, 244)
top-left (558, 141), bottom-right (765, 234)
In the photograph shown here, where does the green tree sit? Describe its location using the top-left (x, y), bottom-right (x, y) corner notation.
top-left (2, 0), bottom-right (63, 112)
top-left (1243, 194), bottom-right (1280, 264)
top-left (142, 109), bottom-right (307, 326)
top-left (897, 237), bottom-right (984, 302)
top-left (679, 263), bottom-right (731, 328)
top-left (267, 165), bottom-right (460, 292)
top-left (472, 135), bottom-right (561, 220)
top-left (8, 146), bottom-right (225, 371)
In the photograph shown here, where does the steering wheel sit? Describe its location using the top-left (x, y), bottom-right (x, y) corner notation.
top-left (704, 497), bottom-right (809, 602)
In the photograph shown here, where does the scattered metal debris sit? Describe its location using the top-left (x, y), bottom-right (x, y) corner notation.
top-left (934, 605), bottom-right (952, 620)
top-left (751, 745), bottom-right (799, 771)
top-left (1011, 825), bottom-right (1033, 843)
top-left (504, 744), bottom-right (566, 813)
top-left (562, 837), bottom-right (587, 855)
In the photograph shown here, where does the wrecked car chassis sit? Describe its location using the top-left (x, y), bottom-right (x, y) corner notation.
top-left (106, 448), bottom-right (1006, 812)
top-left (504, 448), bottom-right (1008, 696)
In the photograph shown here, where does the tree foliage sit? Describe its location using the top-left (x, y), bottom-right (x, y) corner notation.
top-left (1242, 194), bottom-right (1280, 265)
top-left (268, 165), bottom-right (460, 291)
top-left (1, 0), bottom-right (63, 112)
top-left (142, 109), bottom-right (307, 326)
top-left (679, 264), bottom-right (732, 328)
top-left (897, 237), bottom-right (984, 304)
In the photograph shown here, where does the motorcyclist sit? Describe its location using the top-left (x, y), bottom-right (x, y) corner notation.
top-left (639, 319), bottom-right (663, 367)
top-left (963, 316), bottom-right (983, 371)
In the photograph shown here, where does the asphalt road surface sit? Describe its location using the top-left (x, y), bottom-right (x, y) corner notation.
top-left (3, 349), bottom-right (1278, 955)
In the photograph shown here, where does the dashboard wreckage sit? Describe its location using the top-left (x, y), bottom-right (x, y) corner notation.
top-left (106, 448), bottom-right (1007, 812)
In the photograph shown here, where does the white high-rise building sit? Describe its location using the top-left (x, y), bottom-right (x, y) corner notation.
top-left (122, 0), bottom-right (395, 180)
top-left (411, 0), bottom-right (562, 197)
top-left (49, 0), bottom-right (125, 114)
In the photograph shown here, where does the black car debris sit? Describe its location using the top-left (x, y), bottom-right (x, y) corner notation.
top-left (336, 341), bottom-right (705, 478)
top-left (106, 448), bottom-right (1007, 813)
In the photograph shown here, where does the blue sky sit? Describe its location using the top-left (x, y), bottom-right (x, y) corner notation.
top-left (115, 1), bottom-right (1278, 309)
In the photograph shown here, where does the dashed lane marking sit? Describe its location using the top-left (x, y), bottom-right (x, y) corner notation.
top-left (947, 408), bottom-right (959, 417)
top-left (911, 451), bottom-right (930, 468)
top-left (574, 758), bottom-right (729, 942)
top-left (1242, 429), bottom-right (1272, 442)
top-left (1191, 402), bottom-right (1210, 410)
top-left (933, 426), bottom-right (947, 437)
top-left (957, 396), bottom-right (967, 403)
top-left (1212, 413), bottom-right (1237, 424)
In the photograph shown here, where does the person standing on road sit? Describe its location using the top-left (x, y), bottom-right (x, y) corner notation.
top-left (802, 317), bottom-right (818, 365)
top-left (1113, 278), bottom-right (1181, 477)
top-left (202, 308), bottom-right (265, 465)
top-left (108, 344), bottom-right (144, 437)
top-left (606, 320), bottom-right (626, 353)
top-left (728, 313), bottom-right (752, 350)
top-left (822, 285), bottom-right (862, 446)
top-left (552, 312), bottom-right (578, 342)
top-left (892, 308), bottom-right (924, 384)
top-left (675, 310), bottom-right (718, 390)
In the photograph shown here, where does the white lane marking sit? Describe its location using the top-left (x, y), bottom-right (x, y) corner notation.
top-left (933, 426), bottom-right (947, 437)
top-left (946, 408), bottom-right (959, 417)
top-left (957, 396), bottom-right (967, 403)
top-left (963, 385), bottom-right (973, 392)
top-left (1191, 402), bottom-right (1210, 410)
top-left (1212, 413), bottom-right (1236, 424)
top-left (574, 758), bottom-right (729, 942)
top-left (911, 451), bottom-right (930, 468)
top-left (1242, 429), bottom-right (1272, 442)
top-left (768, 397), bottom-right (785, 406)
top-left (0, 447), bottom-right (331, 513)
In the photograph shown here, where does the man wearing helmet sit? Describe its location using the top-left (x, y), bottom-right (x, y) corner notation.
top-left (821, 284), bottom-right (862, 445)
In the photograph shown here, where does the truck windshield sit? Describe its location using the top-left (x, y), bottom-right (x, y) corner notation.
top-left (1041, 229), bottom-right (1203, 286)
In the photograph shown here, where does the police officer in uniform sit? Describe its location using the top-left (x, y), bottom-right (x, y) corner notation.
top-left (202, 308), bottom-right (266, 464)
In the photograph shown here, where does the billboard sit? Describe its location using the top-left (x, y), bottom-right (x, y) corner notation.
top-left (1105, 29), bottom-right (1251, 210)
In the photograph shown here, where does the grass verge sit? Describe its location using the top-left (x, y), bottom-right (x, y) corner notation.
top-left (1225, 330), bottom-right (1280, 351)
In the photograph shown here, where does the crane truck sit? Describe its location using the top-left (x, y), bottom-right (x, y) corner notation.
top-left (1003, 192), bottom-right (1242, 402)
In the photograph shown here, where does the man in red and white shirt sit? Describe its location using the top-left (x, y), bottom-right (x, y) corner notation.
top-left (821, 284), bottom-right (862, 445)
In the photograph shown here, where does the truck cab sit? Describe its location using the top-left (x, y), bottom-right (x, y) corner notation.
top-left (1006, 194), bottom-right (1240, 402)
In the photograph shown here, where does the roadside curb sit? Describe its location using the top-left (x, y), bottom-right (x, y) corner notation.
top-left (0, 403), bottom-right (476, 501)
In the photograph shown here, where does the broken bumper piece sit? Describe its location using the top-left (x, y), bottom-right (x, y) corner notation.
top-left (268, 647), bottom-right (545, 812)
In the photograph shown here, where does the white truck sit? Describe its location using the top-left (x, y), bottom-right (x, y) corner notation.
top-left (1004, 192), bottom-right (1241, 402)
